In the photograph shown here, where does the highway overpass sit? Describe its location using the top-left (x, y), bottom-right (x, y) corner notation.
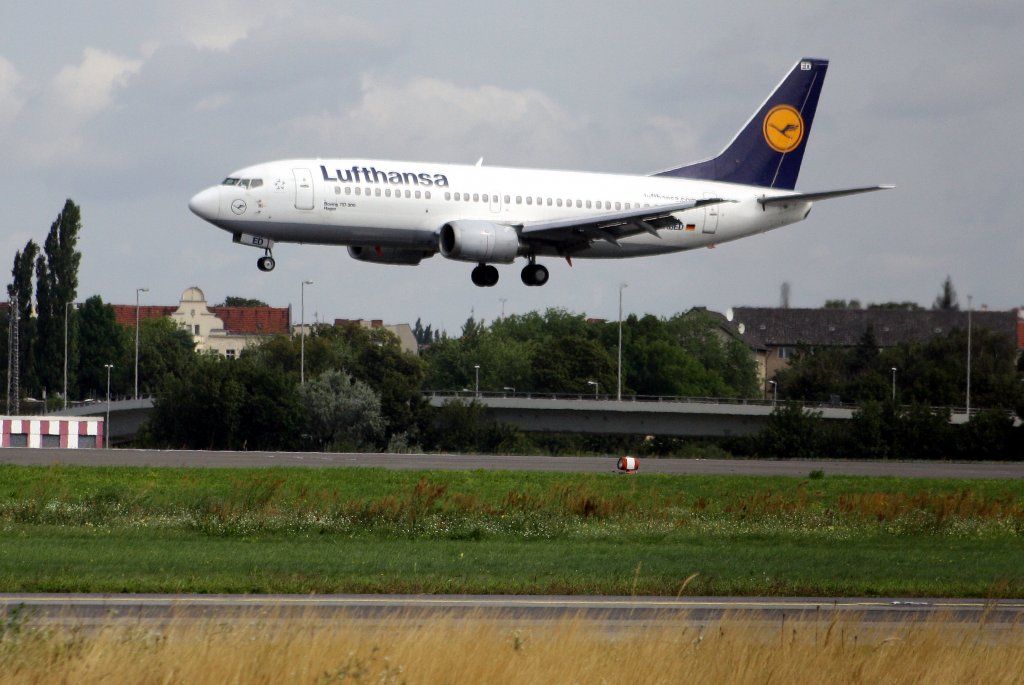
top-left (47, 393), bottom-right (977, 443)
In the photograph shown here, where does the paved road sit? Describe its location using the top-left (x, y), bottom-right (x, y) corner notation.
top-left (3, 593), bottom-right (1022, 627)
top-left (2, 448), bottom-right (1023, 478)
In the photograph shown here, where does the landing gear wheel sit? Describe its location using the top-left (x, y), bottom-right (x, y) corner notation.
top-left (521, 263), bottom-right (549, 286)
top-left (257, 255), bottom-right (276, 272)
top-left (471, 264), bottom-right (499, 287)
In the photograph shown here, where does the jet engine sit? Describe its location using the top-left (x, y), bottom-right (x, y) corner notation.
top-left (347, 246), bottom-right (433, 265)
top-left (438, 220), bottom-right (521, 263)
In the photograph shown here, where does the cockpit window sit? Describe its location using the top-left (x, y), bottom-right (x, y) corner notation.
top-left (223, 177), bottom-right (263, 188)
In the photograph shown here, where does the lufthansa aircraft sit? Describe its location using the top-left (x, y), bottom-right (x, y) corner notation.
top-left (188, 58), bottom-right (891, 287)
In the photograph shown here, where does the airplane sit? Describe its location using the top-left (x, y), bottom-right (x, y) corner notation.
top-left (188, 58), bottom-right (891, 287)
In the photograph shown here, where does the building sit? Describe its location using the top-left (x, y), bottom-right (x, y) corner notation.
top-left (731, 307), bottom-right (1023, 384)
top-left (333, 319), bottom-right (418, 355)
top-left (113, 287), bottom-right (291, 357)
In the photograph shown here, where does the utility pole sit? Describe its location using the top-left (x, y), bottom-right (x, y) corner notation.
top-left (617, 282), bottom-right (627, 401)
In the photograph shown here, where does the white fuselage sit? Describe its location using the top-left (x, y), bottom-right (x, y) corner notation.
top-left (190, 158), bottom-right (812, 259)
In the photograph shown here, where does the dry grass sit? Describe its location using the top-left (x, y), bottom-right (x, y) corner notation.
top-left (2, 610), bottom-right (1023, 684)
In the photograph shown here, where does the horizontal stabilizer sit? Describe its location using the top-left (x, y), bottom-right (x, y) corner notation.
top-left (758, 185), bottom-right (894, 206)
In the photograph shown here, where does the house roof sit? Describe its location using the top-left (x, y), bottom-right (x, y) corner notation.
top-left (731, 307), bottom-right (1021, 349)
top-left (210, 306), bottom-right (290, 335)
top-left (112, 305), bottom-right (176, 327)
top-left (111, 303), bottom-right (290, 336)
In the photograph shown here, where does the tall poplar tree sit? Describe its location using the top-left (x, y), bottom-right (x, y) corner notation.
top-left (35, 199), bottom-right (83, 399)
top-left (8, 240), bottom-right (40, 396)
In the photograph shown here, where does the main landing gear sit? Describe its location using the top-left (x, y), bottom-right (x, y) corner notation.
top-left (257, 249), bottom-right (276, 272)
top-left (470, 260), bottom-right (550, 287)
top-left (520, 261), bottom-right (549, 287)
top-left (471, 263), bottom-right (499, 287)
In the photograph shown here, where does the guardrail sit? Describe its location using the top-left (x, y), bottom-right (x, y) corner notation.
top-left (423, 390), bottom-right (861, 410)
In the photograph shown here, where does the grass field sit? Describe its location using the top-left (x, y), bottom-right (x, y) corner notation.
top-left (2, 611), bottom-right (1022, 684)
top-left (1, 464), bottom-right (1022, 596)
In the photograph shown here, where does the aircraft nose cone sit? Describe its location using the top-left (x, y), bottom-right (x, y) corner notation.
top-left (188, 186), bottom-right (220, 219)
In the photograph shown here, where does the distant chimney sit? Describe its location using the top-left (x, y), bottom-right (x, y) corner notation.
top-left (780, 282), bottom-right (791, 309)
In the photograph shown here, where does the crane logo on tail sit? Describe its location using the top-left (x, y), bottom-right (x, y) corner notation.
top-left (763, 105), bottom-right (804, 153)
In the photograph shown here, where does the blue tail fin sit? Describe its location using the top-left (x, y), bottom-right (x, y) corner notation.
top-left (655, 58), bottom-right (828, 190)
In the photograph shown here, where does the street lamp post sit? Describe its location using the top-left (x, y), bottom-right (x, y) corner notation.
top-left (134, 288), bottom-right (148, 400)
top-left (891, 367), bottom-right (897, 403)
top-left (587, 380), bottom-right (599, 398)
top-left (104, 364), bottom-right (113, 449)
top-left (474, 364), bottom-right (480, 397)
top-left (966, 294), bottom-right (972, 418)
top-left (769, 379), bottom-right (777, 405)
top-left (63, 301), bottom-right (74, 410)
top-left (617, 282), bottom-right (627, 401)
top-left (301, 280), bottom-right (313, 385)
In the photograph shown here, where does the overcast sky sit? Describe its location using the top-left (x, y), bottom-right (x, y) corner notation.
top-left (1, 1), bottom-right (1021, 333)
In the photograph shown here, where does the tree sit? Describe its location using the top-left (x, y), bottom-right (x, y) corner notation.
top-left (7, 241), bottom-right (40, 396)
top-left (31, 200), bottom-right (83, 399)
top-left (76, 295), bottom-right (130, 399)
top-left (756, 402), bottom-right (827, 459)
top-left (146, 353), bottom-right (304, 450)
top-left (932, 275), bottom-right (959, 311)
top-left (299, 369), bottom-right (385, 450)
top-left (133, 317), bottom-right (195, 396)
top-left (215, 296), bottom-right (269, 307)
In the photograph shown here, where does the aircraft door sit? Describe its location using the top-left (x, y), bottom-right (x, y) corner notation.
top-left (293, 168), bottom-right (314, 210)
top-left (702, 192), bottom-right (719, 234)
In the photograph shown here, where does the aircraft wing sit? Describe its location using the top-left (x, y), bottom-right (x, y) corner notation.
top-left (517, 198), bottom-right (728, 250)
top-left (758, 185), bottom-right (894, 206)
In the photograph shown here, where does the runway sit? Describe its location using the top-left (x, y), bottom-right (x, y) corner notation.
top-left (2, 448), bottom-right (1023, 478)
top-left (3, 594), bottom-right (1023, 628)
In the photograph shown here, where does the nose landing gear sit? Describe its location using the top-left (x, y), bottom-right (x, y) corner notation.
top-left (257, 249), bottom-right (276, 272)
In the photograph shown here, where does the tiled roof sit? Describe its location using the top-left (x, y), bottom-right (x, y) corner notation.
top-left (111, 303), bottom-right (290, 336)
top-left (112, 305), bottom-right (176, 327)
top-left (210, 307), bottom-right (290, 335)
top-left (732, 307), bottom-right (1020, 349)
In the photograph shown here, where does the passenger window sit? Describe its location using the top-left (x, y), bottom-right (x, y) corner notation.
top-left (405, 190), bottom-right (411, 198)
top-left (425, 191), bottom-right (431, 200)
top-left (334, 186), bottom-right (341, 195)
top-left (526, 197), bottom-right (533, 205)
top-left (576, 200), bottom-right (582, 208)
top-left (473, 193), bottom-right (479, 202)
top-left (492, 195), bottom-right (498, 203)
top-left (355, 188), bottom-right (361, 195)
top-left (615, 202), bottom-right (621, 210)
top-left (516, 196), bottom-right (522, 204)
top-left (586, 200), bottom-right (592, 209)
top-left (445, 192), bottom-right (451, 201)
top-left (504, 195), bottom-right (510, 204)
top-left (345, 187), bottom-right (352, 195)
top-left (556, 199), bottom-right (563, 207)
top-left (415, 191), bottom-right (421, 199)
top-left (454, 192), bottom-right (461, 201)
top-left (625, 202), bottom-right (630, 209)
top-left (385, 189), bottom-right (391, 197)
top-left (375, 188), bottom-right (381, 197)
top-left (546, 198), bottom-right (552, 206)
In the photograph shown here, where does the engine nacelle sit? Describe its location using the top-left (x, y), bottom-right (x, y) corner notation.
top-left (347, 246), bottom-right (432, 266)
top-left (438, 220), bottom-right (521, 264)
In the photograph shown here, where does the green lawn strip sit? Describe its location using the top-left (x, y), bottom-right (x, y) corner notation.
top-left (2, 464), bottom-right (1023, 516)
top-left (0, 527), bottom-right (1019, 597)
